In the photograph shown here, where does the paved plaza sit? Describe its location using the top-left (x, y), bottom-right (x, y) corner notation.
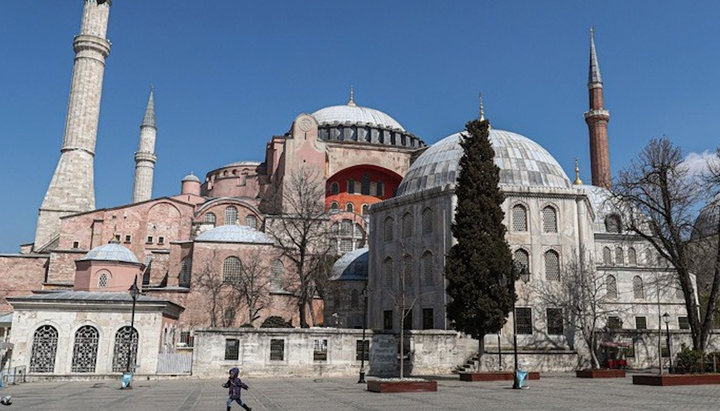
top-left (1, 372), bottom-right (719, 410)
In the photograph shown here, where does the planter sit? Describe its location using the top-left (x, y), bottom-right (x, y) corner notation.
top-left (459, 371), bottom-right (540, 382)
top-left (367, 379), bottom-right (438, 393)
top-left (576, 369), bottom-right (626, 378)
top-left (633, 374), bottom-right (720, 386)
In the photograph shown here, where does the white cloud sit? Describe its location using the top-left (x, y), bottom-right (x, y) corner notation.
top-left (681, 150), bottom-right (719, 177)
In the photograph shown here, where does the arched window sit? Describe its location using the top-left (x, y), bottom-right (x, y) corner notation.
top-left (341, 219), bottom-right (353, 236)
top-left (402, 213), bottom-right (413, 238)
top-left (606, 275), bottom-right (618, 299)
top-left (71, 325), bottom-right (99, 373)
top-left (330, 182), bottom-right (339, 195)
top-left (98, 271), bottom-right (109, 288)
top-left (514, 249), bottom-right (530, 273)
top-left (633, 276), bottom-right (644, 299)
top-left (422, 208), bottom-right (433, 235)
top-left (512, 204), bottom-right (528, 232)
top-left (330, 202), bottom-right (339, 211)
top-left (271, 260), bottom-right (284, 290)
top-left (29, 325), bottom-right (58, 373)
top-left (544, 250), bottom-right (560, 281)
top-left (204, 212), bottom-right (216, 224)
top-left (362, 204), bottom-right (369, 216)
top-left (603, 247), bottom-right (612, 265)
top-left (628, 247), bottom-right (637, 266)
top-left (615, 247), bottom-right (624, 266)
top-left (245, 215), bottom-right (257, 229)
top-left (179, 257), bottom-right (192, 287)
top-left (223, 257), bottom-right (243, 284)
top-left (542, 206), bottom-right (558, 233)
top-left (347, 180), bottom-right (355, 194)
top-left (384, 257), bottom-right (393, 287)
top-left (402, 255), bottom-right (413, 282)
top-left (605, 214), bottom-right (622, 233)
top-left (346, 203), bottom-right (354, 213)
top-left (112, 326), bottom-right (139, 372)
top-left (224, 206), bottom-right (238, 225)
top-left (350, 289), bottom-right (360, 309)
top-left (384, 217), bottom-right (394, 242)
top-left (421, 251), bottom-right (433, 286)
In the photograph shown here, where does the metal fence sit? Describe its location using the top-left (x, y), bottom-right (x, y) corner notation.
top-left (0, 366), bottom-right (27, 385)
top-left (156, 353), bottom-right (192, 374)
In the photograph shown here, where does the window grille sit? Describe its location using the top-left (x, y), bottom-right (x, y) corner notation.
top-left (403, 309), bottom-right (413, 330)
top-left (615, 247), bottom-right (624, 265)
top-left (547, 308), bottom-right (563, 335)
top-left (606, 275), bottom-right (618, 299)
top-left (605, 215), bottom-right (621, 233)
top-left (223, 257), bottom-right (243, 284)
top-left (607, 316), bottom-right (622, 329)
top-left (29, 325), bottom-right (58, 373)
top-left (422, 208), bottom-right (433, 235)
top-left (514, 249), bottom-right (529, 272)
top-left (402, 213), bottom-right (413, 238)
top-left (112, 326), bottom-right (138, 372)
top-left (603, 247), bottom-right (612, 265)
top-left (224, 206), bottom-right (238, 225)
top-left (204, 212), bottom-right (216, 224)
top-left (633, 276), bottom-right (644, 299)
top-left (678, 317), bottom-right (690, 330)
top-left (512, 205), bottom-right (527, 232)
top-left (383, 310), bottom-right (393, 330)
top-left (313, 339), bottom-right (328, 361)
top-left (341, 220), bottom-right (352, 236)
top-left (270, 339), bottom-right (284, 361)
top-left (422, 252), bottom-right (433, 286)
top-left (515, 308), bottom-right (533, 334)
top-left (339, 239), bottom-right (353, 253)
top-left (355, 340), bottom-right (370, 361)
top-left (422, 308), bottom-right (434, 330)
top-left (179, 257), bottom-right (192, 287)
top-left (271, 260), bottom-right (284, 290)
top-left (544, 250), bottom-right (560, 281)
top-left (384, 217), bottom-right (394, 242)
top-left (384, 258), bottom-right (393, 287)
top-left (628, 248), bottom-right (637, 265)
top-left (98, 272), bottom-right (109, 288)
top-left (225, 339), bottom-right (239, 360)
top-left (635, 316), bottom-right (647, 330)
top-left (71, 325), bottom-right (99, 373)
top-left (245, 215), bottom-right (257, 229)
top-left (542, 206), bottom-right (557, 233)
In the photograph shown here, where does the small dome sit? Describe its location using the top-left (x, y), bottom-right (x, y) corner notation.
top-left (182, 173), bottom-right (200, 183)
top-left (312, 105), bottom-right (405, 131)
top-left (397, 129), bottom-right (570, 196)
top-left (196, 224), bottom-right (275, 244)
top-left (693, 195), bottom-right (720, 239)
top-left (330, 248), bottom-right (368, 281)
top-left (81, 243), bottom-right (139, 264)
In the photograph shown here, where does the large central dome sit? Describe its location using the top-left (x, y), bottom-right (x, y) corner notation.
top-left (397, 129), bottom-right (570, 196)
top-left (312, 104), bottom-right (405, 131)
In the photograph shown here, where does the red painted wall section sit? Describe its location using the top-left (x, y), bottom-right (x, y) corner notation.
top-left (325, 165), bottom-right (402, 212)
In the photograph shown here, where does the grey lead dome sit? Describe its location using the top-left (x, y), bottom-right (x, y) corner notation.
top-left (81, 243), bottom-right (139, 264)
top-left (397, 129), bottom-right (571, 196)
top-left (312, 105), bottom-right (405, 131)
top-left (195, 224), bottom-right (275, 244)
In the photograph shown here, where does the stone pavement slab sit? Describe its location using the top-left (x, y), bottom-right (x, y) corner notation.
top-left (2, 373), bottom-right (720, 410)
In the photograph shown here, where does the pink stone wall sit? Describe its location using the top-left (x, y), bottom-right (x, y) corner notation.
top-left (73, 260), bottom-right (142, 292)
top-left (47, 250), bottom-right (86, 285)
top-left (0, 255), bottom-right (47, 311)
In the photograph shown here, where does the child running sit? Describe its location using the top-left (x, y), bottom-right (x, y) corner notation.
top-left (222, 367), bottom-right (252, 411)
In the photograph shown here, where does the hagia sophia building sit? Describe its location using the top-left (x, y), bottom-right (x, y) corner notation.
top-left (0, 0), bottom-right (693, 375)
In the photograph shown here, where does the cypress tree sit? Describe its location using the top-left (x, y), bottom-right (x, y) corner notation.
top-left (445, 118), bottom-right (516, 365)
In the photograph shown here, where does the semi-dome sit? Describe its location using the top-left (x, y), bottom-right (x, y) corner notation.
top-left (330, 247), bottom-right (368, 281)
top-left (196, 224), bottom-right (275, 244)
top-left (397, 129), bottom-right (571, 196)
top-left (81, 243), bottom-right (139, 264)
top-left (312, 105), bottom-right (405, 131)
top-left (693, 195), bottom-right (720, 239)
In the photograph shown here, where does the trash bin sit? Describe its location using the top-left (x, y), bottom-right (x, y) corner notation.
top-left (121, 372), bottom-right (133, 389)
top-left (514, 369), bottom-right (528, 388)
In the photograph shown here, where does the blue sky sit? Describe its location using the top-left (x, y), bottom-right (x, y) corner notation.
top-left (1, 0), bottom-right (719, 252)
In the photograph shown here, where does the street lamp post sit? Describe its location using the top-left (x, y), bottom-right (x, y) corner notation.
top-left (503, 262), bottom-right (530, 390)
top-left (358, 285), bottom-right (368, 384)
top-left (126, 275), bottom-right (140, 375)
top-left (663, 312), bottom-right (672, 373)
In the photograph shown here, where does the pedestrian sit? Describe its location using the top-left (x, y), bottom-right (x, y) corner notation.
top-left (223, 367), bottom-right (252, 411)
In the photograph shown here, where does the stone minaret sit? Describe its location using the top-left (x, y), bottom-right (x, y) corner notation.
top-left (34, 0), bottom-right (112, 251)
top-left (584, 27), bottom-right (611, 188)
top-left (132, 88), bottom-right (157, 203)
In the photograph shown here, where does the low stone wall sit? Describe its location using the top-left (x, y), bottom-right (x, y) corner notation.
top-left (192, 328), bottom-right (476, 378)
top-left (480, 349), bottom-right (579, 372)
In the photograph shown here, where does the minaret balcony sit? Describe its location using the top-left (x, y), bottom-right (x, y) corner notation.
top-left (584, 109), bottom-right (610, 120)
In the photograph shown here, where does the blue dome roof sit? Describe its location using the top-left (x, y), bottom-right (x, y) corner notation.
top-left (397, 129), bottom-right (570, 196)
top-left (330, 247), bottom-right (368, 281)
top-left (196, 224), bottom-right (275, 244)
top-left (81, 243), bottom-right (139, 264)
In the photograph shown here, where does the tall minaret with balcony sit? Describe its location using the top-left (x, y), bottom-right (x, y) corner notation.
top-left (34, 0), bottom-right (112, 251)
top-left (132, 88), bottom-right (157, 203)
top-left (584, 27), bottom-right (611, 188)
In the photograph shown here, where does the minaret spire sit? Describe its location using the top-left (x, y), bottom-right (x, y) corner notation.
top-left (132, 87), bottom-right (158, 203)
top-left (347, 85), bottom-right (356, 107)
top-left (573, 159), bottom-right (583, 185)
top-left (34, 0), bottom-right (112, 251)
top-left (478, 92), bottom-right (485, 121)
top-left (584, 27), bottom-right (611, 188)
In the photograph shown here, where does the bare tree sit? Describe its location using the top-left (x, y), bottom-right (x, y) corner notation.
top-left (613, 138), bottom-right (720, 351)
top-left (193, 251), bottom-right (242, 327)
top-left (533, 248), bottom-right (620, 369)
top-left (229, 255), bottom-right (271, 326)
top-left (266, 168), bottom-right (334, 328)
